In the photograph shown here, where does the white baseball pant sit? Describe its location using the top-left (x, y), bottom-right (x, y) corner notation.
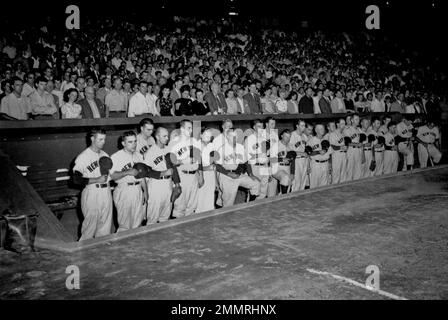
top-left (173, 171), bottom-right (199, 218)
top-left (113, 183), bottom-right (144, 232)
top-left (196, 170), bottom-right (216, 213)
top-left (418, 143), bottom-right (442, 168)
top-left (146, 178), bottom-right (172, 224)
top-left (217, 172), bottom-right (260, 207)
top-left (79, 184), bottom-right (113, 241)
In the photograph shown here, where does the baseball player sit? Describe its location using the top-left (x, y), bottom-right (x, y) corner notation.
top-left (289, 120), bottom-right (309, 191)
top-left (324, 120), bottom-right (336, 141)
top-left (343, 113), bottom-right (363, 181)
top-left (360, 118), bottom-right (374, 178)
top-left (379, 115), bottom-right (392, 136)
top-left (73, 128), bottom-right (113, 240)
top-left (383, 121), bottom-right (399, 174)
top-left (168, 119), bottom-right (204, 217)
top-left (110, 131), bottom-right (148, 232)
top-left (212, 119), bottom-right (234, 152)
top-left (329, 118), bottom-right (348, 184)
top-left (245, 119), bottom-right (270, 199)
top-left (143, 127), bottom-right (178, 224)
top-left (269, 129), bottom-right (295, 195)
top-left (136, 118), bottom-right (156, 161)
top-left (416, 119), bottom-right (442, 168)
top-left (367, 117), bottom-right (385, 176)
top-left (196, 127), bottom-right (217, 213)
top-left (396, 115), bottom-right (415, 171)
top-left (215, 128), bottom-right (260, 207)
top-left (307, 124), bottom-right (332, 188)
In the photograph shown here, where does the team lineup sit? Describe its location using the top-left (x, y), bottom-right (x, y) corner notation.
top-left (72, 115), bottom-right (442, 241)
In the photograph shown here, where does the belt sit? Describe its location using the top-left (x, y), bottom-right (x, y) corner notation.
top-left (350, 145), bottom-right (362, 149)
top-left (182, 170), bottom-right (197, 174)
top-left (254, 163), bottom-right (268, 166)
top-left (127, 181), bottom-right (140, 186)
top-left (156, 175), bottom-right (171, 180)
top-left (279, 162), bottom-right (290, 166)
top-left (109, 110), bottom-right (126, 113)
top-left (95, 183), bottom-right (109, 188)
top-left (314, 159), bottom-right (328, 163)
top-left (375, 149), bottom-right (384, 153)
top-left (384, 146), bottom-right (396, 151)
top-left (364, 148), bottom-right (372, 151)
top-left (336, 150), bottom-right (347, 153)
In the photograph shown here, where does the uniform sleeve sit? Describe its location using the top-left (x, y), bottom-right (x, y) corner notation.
top-left (110, 154), bottom-right (121, 173)
top-left (73, 155), bottom-right (85, 175)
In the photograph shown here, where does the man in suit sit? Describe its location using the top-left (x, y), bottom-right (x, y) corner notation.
top-left (319, 88), bottom-right (332, 114)
top-left (299, 87), bottom-right (314, 114)
top-left (170, 76), bottom-right (183, 109)
top-left (89, 63), bottom-right (101, 85)
top-left (204, 82), bottom-right (228, 114)
top-left (78, 86), bottom-right (106, 118)
top-left (236, 88), bottom-right (251, 114)
top-left (389, 93), bottom-right (406, 113)
top-left (244, 82), bottom-right (262, 114)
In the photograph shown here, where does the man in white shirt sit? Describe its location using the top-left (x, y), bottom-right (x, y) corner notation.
top-left (105, 78), bottom-right (128, 117)
top-left (0, 77), bottom-right (32, 120)
top-left (21, 72), bottom-right (36, 99)
top-left (29, 77), bottom-right (58, 119)
top-left (371, 92), bottom-right (385, 112)
top-left (128, 81), bottom-right (159, 117)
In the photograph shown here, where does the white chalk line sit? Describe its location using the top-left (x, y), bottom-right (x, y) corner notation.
top-left (306, 268), bottom-right (408, 300)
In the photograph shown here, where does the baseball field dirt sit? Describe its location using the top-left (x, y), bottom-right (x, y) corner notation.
top-left (1, 166), bottom-right (448, 299)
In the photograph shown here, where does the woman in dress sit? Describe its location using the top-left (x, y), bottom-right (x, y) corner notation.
top-left (156, 85), bottom-right (173, 116)
top-left (61, 88), bottom-right (82, 119)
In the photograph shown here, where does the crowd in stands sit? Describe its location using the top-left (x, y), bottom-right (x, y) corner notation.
top-left (1, 17), bottom-right (447, 121)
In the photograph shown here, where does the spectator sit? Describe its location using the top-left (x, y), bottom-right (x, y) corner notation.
top-left (105, 78), bottom-right (128, 117)
top-left (225, 89), bottom-right (238, 115)
top-left (330, 90), bottom-right (346, 113)
top-left (261, 87), bottom-right (275, 114)
top-left (389, 93), bottom-right (406, 113)
top-left (344, 90), bottom-right (355, 113)
top-left (244, 82), bottom-right (262, 114)
top-left (319, 88), bottom-right (332, 114)
top-left (236, 87), bottom-right (250, 114)
top-left (191, 89), bottom-right (210, 115)
top-left (274, 88), bottom-right (288, 114)
top-left (174, 85), bottom-right (194, 116)
top-left (299, 87), bottom-right (314, 114)
top-left (128, 81), bottom-right (157, 117)
top-left (78, 86), bottom-right (106, 119)
top-left (96, 77), bottom-right (112, 104)
top-left (313, 89), bottom-right (322, 114)
top-left (76, 77), bottom-right (86, 100)
top-left (286, 91), bottom-right (299, 114)
top-left (371, 92), bottom-right (385, 112)
top-left (61, 88), bottom-right (82, 119)
top-left (21, 72), bottom-right (35, 99)
top-left (156, 85), bottom-right (174, 116)
top-left (204, 82), bottom-right (227, 115)
top-left (29, 77), bottom-right (58, 119)
top-left (0, 77), bottom-right (31, 120)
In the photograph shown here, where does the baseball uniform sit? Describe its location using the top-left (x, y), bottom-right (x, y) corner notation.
top-left (136, 133), bottom-right (156, 161)
top-left (307, 136), bottom-right (331, 188)
top-left (383, 132), bottom-right (399, 174)
top-left (396, 121), bottom-right (414, 169)
top-left (343, 125), bottom-right (363, 181)
top-left (328, 130), bottom-right (347, 184)
top-left (289, 130), bottom-right (309, 191)
top-left (73, 148), bottom-right (113, 240)
top-left (361, 129), bottom-right (374, 179)
top-left (168, 135), bottom-right (201, 217)
top-left (417, 125), bottom-right (442, 168)
top-left (110, 149), bottom-right (145, 232)
top-left (196, 141), bottom-right (216, 213)
top-left (367, 128), bottom-right (385, 176)
top-left (268, 139), bottom-right (292, 197)
top-left (245, 130), bottom-right (271, 199)
top-left (143, 144), bottom-right (173, 224)
top-left (215, 140), bottom-right (260, 207)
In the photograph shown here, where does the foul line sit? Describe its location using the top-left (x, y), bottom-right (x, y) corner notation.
top-left (306, 268), bottom-right (408, 300)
